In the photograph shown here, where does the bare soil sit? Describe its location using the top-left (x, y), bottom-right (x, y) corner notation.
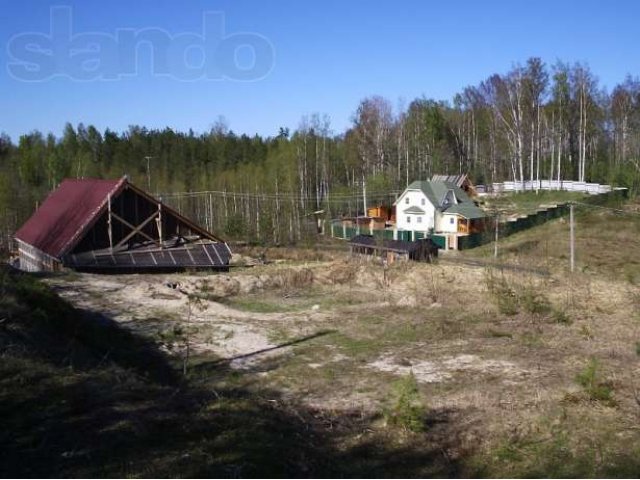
top-left (43, 246), bottom-right (640, 476)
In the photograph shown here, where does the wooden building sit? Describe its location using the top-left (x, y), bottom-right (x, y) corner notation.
top-left (14, 177), bottom-right (231, 272)
top-left (431, 174), bottom-right (478, 197)
top-left (349, 234), bottom-right (438, 263)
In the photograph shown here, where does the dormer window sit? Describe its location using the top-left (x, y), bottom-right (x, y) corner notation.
top-left (421, 198), bottom-right (425, 206)
top-left (405, 197), bottom-right (409, 204)
top-left (442, 189), bottom-right (457, 207)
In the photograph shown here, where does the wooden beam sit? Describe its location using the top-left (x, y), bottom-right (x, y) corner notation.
top-left (112, 211), bottom-right (159, 248)
top-left (156, 200), bottom-right (163, 249)
top-left (107, 193), bottom-right (113, 252)
top-left (123, 181), bottom-right (226, 243)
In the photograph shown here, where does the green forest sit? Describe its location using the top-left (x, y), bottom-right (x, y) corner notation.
top-left (2, 57), bottom-right (640, 250)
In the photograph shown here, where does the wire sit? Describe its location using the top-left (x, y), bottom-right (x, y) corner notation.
top-left (157, 189), bottom-right (402, 201)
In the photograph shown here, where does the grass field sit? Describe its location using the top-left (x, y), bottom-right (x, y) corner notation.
top-left (478, 190), bottom-right (589, 217)
top-left (2, 199), bottom-right (640, 477)
top-left (470, 195), bottom-right (640, 282)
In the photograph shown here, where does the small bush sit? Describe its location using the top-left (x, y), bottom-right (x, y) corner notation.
top-left (635, 342), bottom-right (640, 357)
top-left (520, 288), bottom-right (552, 315)
top-left (576, 358), bottom-right (615, 405)
top-left (485, 271), bottom-right (519, 315)
top-left (157, 325), bottom-right (185, 345)
top-left (384, 372), bottom-right (426, 432)
top-left (552, 309), bottom-right (572, 325)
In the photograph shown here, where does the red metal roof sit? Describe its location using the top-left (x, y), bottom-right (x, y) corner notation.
top-left (15, 178), bottom-right (126, 258)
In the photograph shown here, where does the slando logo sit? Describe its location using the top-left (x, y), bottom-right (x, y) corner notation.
top-left (6, 6), bottom-right (276, 82)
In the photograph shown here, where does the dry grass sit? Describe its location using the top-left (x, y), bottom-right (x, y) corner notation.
top-left (19, 202), bottom-right (640, 476)
top-left (479, 190), bottom-right (588, 217)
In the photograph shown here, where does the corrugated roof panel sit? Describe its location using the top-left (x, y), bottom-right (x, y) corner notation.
top-left (14, 178), bottom-right (124, 258)
top-left (64, 243), bottom-right (231, 269)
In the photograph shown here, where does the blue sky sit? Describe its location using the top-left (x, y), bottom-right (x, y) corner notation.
top-left (1, 0), bottom-right (639, 141)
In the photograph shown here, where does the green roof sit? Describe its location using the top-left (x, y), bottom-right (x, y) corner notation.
top-left (443, 203), bottom-right (486, 219)
top-left (406, 180), bottom-right (439, 207)
top-left (405, 180), bottom-right (486, 219)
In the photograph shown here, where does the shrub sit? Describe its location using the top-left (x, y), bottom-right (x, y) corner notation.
top-left (520, 288), bottom-right (552, 315)
top-left (552, 309), bottom-right (572, 325)
top-left (576, 358), bottom-right (615, 405)
top-left (384, 372), bottom-right (425, 432)
top-left (485, 270), bottom-right (519, 315)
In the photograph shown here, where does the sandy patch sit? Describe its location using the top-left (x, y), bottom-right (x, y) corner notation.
top-left (368, 353), bottom-right (529, 384)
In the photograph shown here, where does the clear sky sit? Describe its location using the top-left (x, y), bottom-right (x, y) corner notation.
top-left (1, 0), bottom-right (639, 141)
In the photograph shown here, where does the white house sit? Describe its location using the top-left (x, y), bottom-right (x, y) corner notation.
top-left (394, 180), bottom-right (486, 237)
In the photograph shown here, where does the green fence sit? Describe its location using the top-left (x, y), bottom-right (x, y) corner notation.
top-left (432, 235), bottom-right (446, 249)
top-left (329, 189), bottom-right (629, 250)
top-left (457, 233), bottom-right (486, 250)
top-left (371, 229), bottom-right (395, 240)
top-left (396, 230), bottom-right (411, 242)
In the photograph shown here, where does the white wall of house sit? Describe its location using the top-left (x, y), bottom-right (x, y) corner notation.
top-left (395, 189), bottom-right (436, 232)
top-left (437, 213), bottom-right (458, 233)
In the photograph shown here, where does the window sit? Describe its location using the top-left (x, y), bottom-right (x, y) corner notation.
top-left (421, 198), bottom-right (425, 206)
top-left (417, 216), bottom-right (422, 223)
top-left (405, 197), bottom-right (409, 204)
top-left (450, 217), bottom-right (455, 224)
top-left (406, 216), bottom-right (411, 223)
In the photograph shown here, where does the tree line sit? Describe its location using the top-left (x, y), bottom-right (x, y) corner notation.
top-left (1, 57), bottom-right (640, 249)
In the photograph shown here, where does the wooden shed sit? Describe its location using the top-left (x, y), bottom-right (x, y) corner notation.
top-left (14, 177), bottom-right (231, 272)
top-left (349, 234), bottom-right (438, 264)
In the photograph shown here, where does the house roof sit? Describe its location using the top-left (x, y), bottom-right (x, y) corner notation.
top-left (431, 174), bottom-right (469, 187)
top-left (399, 180), bottom-right (486, 220)
top-left (403, 206), bottom-right (425, 214)
top-left (15, 178), bottom-right (126, 258)
top-left (442, 203), bottom-right (486, 219)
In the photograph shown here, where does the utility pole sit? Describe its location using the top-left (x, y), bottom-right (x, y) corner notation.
top-left (362, 174), bottom-right (367, 217)
top-left (144, 156), bottom-right (154, 191)
top-left (494, 211), bottom-right (499, 258)
top-left (570, 202), bottom-right (575, 272)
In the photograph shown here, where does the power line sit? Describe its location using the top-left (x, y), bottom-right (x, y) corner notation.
top-left (157, 189), bottom-right (402, 201)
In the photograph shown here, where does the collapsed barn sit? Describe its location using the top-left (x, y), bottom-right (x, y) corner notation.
top-left (14, 177), bottom-right (231, 272)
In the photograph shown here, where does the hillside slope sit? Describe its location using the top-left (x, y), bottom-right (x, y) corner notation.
top-left (0, 267), bottom-right (320, 477)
